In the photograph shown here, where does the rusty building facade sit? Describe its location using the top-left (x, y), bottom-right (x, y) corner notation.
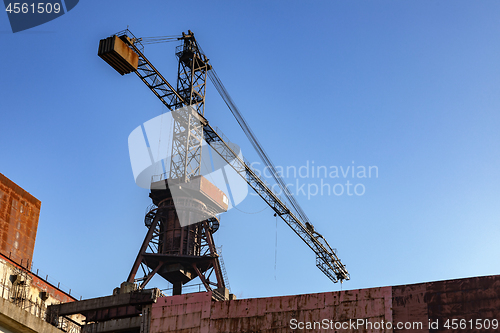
top-left (0, 173), bottom-right (79, 333)
top-left (0, 173), bottom-right (40, 266)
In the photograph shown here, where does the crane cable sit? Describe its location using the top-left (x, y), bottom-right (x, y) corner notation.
top-left (201, 49), bottom-right (312, 226)
top-left (209, 69), bottom-right (309, 223)
top-left (139, 35), bottom-right (181, 45)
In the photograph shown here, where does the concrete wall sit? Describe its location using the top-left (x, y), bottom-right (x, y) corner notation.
top-left (1, 255), bottom-right (76, 307)
top-left (150, 274), bottom-right (500, 333)
top-left (0, 254), bottom-right (82, 333)
top-left (0, 297), bottom-right (64, 333)
top-left (0, 173), bottom-right (81, 333)
top-left (0, 173), bottom-right (40, 266)
top-left (392, 275), bottom-right (500, 332)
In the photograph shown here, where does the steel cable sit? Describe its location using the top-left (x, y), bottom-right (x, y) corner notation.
top-left (206, 67), bottom-right (311, 225)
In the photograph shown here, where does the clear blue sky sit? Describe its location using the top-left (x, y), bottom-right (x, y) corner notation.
top-left (1, 1), bottom-right (500, 299)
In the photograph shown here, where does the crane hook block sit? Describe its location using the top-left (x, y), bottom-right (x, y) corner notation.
top-left (98, 35), bottom-right (139, 75)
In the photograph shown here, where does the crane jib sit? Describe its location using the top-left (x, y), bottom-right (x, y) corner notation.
top-left (203, 124), bottom-right (349, 282)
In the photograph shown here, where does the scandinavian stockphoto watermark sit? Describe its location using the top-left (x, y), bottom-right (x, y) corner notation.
top-left (128, 106), bottom-right (248, 227)
top-left (3, 0), bottom-right (79, 33)
top-left (127, 106), bottom-right (376, 228)
top-left (290, 318), bottom-right (424, 331)
top-left (289, 318), bottom-right (499, 331)
top-left (251, 160), bottom-right (378, 199)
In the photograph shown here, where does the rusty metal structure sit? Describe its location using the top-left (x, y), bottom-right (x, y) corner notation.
top-left (97, 29), bottom-right (350, 298)
top-left (100, 32), bottom-right (229, 298)
top-left (48, 274), bottom-right (500, 333)
top-left (0, 173), bottom-right (41, 267)
top-left (126, 174), bottom-right (228, 298)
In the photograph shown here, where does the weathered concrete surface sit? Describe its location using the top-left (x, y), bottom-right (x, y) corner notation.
top-left (49, 288), bottom-right (159, 316)
top-left (0, 298), bottom-right (62, 333)
top-left (150, 274), bottom-right (500, 333)
top-left (0, 255), bottom-right (77, 306)
top-left (151, 286), bottom-right (392, 332)
top-left (393, 274), bottom-right (500, 332)
top-left (82, 317), bottom-right (142, 333)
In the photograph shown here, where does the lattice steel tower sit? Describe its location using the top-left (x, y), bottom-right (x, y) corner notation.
top-left (121, 31), bottom-right (229, 299)
top-left (98, 28), bottom-right (349, 299)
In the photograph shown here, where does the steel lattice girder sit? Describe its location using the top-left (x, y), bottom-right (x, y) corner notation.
top-left (203, 124), bottom-right (350, 282)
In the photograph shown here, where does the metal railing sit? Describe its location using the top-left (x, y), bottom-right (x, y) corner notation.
top-left (216, 246), bottom-right (231, 292)
top-left (3, 252), bottom-right (82, 300)
top-left (160, 283), bottom-right (205, 296)
top-left (0, 275), bottom-right (82, 333)
top-left (29, 262), bottom-right (83, 300)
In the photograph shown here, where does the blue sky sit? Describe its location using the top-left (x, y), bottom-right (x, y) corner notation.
top-left (1, 1), bottom-right (500, 299)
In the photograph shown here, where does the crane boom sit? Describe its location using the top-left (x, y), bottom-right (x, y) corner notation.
top-left (112, 31), bottom-right (350, 283)
top-left (202, 125), bottom-right (349, 282)
top-left (123, 35), bottom-right (185, 110)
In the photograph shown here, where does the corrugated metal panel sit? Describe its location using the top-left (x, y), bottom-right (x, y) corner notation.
top-left (149, 275), bottom-right (500, 333)
top-left (98, 35), bottom-right (139, 75)
top-left (199, 176), bottom-right (229, 212)
top-left (151, 287), bottom-right (392, 333)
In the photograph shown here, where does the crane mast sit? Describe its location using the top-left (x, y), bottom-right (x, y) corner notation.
top-left (100, 31), bottom-right (229, 299)
top-left (169, 32), bottom-right (209, 182)
top-left (98, 30), bottom-right (349, 297)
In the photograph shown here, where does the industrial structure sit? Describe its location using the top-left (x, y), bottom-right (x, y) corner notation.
top-left (0, 173), bottom-right (80, 333)
top-left (97, 30), bottom-right (349, 300)
top-left (1, 29), bottom-right (500, 333)
top-left (0, 173), bottom-right (40, 267)
top-left (49, 274), bottom-right (500, 333)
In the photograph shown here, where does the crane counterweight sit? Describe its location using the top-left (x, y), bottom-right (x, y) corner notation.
top-left (98, 35), bottom-right (138, 75)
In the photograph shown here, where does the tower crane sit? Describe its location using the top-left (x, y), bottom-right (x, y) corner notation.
top-left (97, 29), bottom-right (349, 300)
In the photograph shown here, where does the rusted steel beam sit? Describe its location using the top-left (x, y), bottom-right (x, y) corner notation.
top-left (48, 288), bottom-right (160, 316)
top-left (139, 262), bottom-right (164, 290)
top-left (85, 305), bottom-right (141, 321)
top-left (127, 213), bottom-right (161, 283)
top-left (191, 263), bottom-right (211, 292)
